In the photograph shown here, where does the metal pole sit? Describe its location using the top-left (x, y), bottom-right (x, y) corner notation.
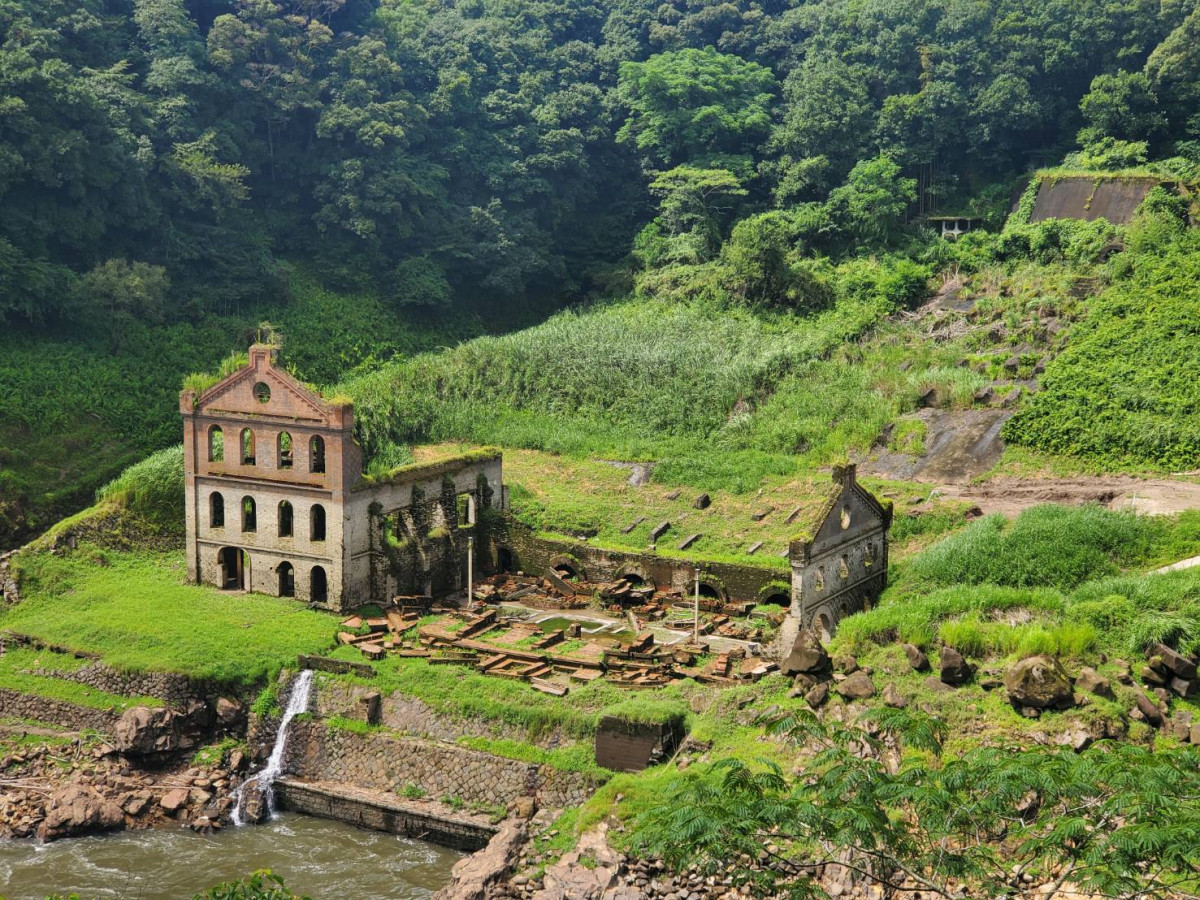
top-left (693, 569), bottom-right (700, 644)
top-left (467, 534), bottom-right (474, 609)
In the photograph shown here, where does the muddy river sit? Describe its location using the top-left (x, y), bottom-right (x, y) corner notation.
top-left (0, 813), bottom-right (461, 899)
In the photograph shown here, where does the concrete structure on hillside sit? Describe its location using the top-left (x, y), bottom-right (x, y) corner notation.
top-left (180, 344), bottom-right (504, 611)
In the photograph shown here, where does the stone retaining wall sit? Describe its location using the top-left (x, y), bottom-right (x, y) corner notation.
top-left (27, 661), bottom-right (223, 709)
top-left (275, 779), bottom-right (495, 851)
top-left (311, 680), bottom-right (576, 750)
top-left (0, 688), bottom-right (119, 734)
top-left (284, 719), bottom-right (597, 809)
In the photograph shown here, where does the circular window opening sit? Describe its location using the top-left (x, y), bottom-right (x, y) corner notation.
top-left (253, 382), bottom-right (271, 404)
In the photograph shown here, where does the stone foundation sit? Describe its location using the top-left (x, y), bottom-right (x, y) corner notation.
top-left (275, 779), bottom-right (496, 851)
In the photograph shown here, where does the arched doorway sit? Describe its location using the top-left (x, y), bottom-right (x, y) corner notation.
top-left (760, 591), bottom-right (790, 608)
top-left (815, 612), bottom-right (833, 643)
top-left (217, 547), bottom-right (245, 591)
top-left (554, 562), bottom-right (580, 581)
top-left (497, 547), bottom-right (515, 574)
top-left (278, 562), bottom-right (295, 598)
top-left (697, 581), bottom-right (723, 602)
top-left (311, 566), bottom-right (327, 605)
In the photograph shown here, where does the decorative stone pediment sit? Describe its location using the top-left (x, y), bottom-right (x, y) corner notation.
top-left (196, 345), bottom-right (331, 423)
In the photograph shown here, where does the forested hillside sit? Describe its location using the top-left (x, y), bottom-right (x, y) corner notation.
top-left (5, 0), bottom-right (1200, 547)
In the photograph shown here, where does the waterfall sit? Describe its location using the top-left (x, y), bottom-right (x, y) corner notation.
top-left (230, 669), bottom-right (315, 826)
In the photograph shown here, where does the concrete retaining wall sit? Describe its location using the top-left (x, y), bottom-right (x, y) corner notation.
top-left (276, 779), bottom-right (495, 851)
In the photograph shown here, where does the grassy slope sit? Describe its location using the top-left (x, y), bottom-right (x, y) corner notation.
top-left (0, 648), bottom-right (163, 711)
top-left (0, 266), bottom-right (484, 550)
top-left (4, 548), bottom-right (337, 686)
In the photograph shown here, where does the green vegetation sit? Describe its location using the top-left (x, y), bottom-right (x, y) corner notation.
top-left (0, 649), bottom-right (162, 711)
top-left (3, 549), bottom-right (336, 686)
top-left (191, 738), bottom-right (243, 768)
top-left (457, 736), bottom-right (610, 780)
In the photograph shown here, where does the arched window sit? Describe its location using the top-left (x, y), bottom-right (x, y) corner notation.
top-left (310, 435), bottom-right (326, 474)
top-left (278, 562), bottom-right (295, 598)
top-left (208, 426), bottom-right (224, 463)
top-left (241, 496), bottom-right (256, 532)
top-left (278, 501), bottom-right (293, 538)
top-left (277, 431), bottom-right (293, 469)
top-left (310, 504), bottom-right (326, 542)
top-left (210, 492), bottom-right (225, 528)
top-left (311, 566), bottom-right (327, 604)
top-left (241, 429), bottom-right (256, 465)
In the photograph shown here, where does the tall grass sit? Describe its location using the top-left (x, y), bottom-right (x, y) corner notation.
top-left (96, 445), bottom-right (185, 529)
top-left (907, 504), bottom-right (1160, 590)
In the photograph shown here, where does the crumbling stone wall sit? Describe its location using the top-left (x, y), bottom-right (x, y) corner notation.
top-left (26, 661), bottom-right (226, 709)
top-left (284, 719), bottom-right (597, 809)
top-left (0, 689), bottom-right (120, 734)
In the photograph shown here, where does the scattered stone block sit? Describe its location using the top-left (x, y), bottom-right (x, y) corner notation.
top-left (746, 541), bottom-right (763, 555)
top-left (1133, 693), bottom-right (1164, 728)
top-left (1170, 676), bottom-right (1198, 699)
top-left (780, 629), bottom-right (830, 677)
top-left (834, 654), bottom-right (859, 675)
top-left (751, 507), bottom-right (773, 521)
top-left (902, 643), bottom-right (930, 672)
top-left (649, 521), bottom-right (671, 542)
top-left (1074, 666), bottom-right (1113, 699)
top-left (882, 683), bottom-right (907, 709)
top-left (620, 517), bottom-right (646, 534)
top-left (924, 675), bottom-right (953, 693)
top-left (677, 533), bottom-right (701, 550)
top-left (939, 646), bottom-right (973, 685)
top-left (160, 789), bottom-right (190, 813)
top-left (1154, 643), bottom-right (1197, 680)
top-left (1191, 723), bottom-right (1200, 745)
top-left (1141, 665), bottom-right (1167, 687)
top-left (1004, 655), bottom-right (1074, 711)
top-left (835, 671), bottom-right (876, 700)
top-left (693, 493), bottom-right (711, 510)
top-left (805, 682), bottom-right (829, 709)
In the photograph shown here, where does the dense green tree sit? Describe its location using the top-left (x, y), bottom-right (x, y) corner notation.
top-left (825, 155), bottom-right (917, 246)
top-left (647, 166), bottom-right (747, 262)
top-left (1078, 71), bottom-right (1166, 146)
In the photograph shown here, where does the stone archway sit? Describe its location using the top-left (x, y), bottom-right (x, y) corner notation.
top-left (217, 547), bottom-right (245, 591)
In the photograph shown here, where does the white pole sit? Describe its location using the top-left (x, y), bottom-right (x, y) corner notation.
top-left (693, 569), bottom-right (700, 644)
top-left (467, 534), bottom-right (474, 609)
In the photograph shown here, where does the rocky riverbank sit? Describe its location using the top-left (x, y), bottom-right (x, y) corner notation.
top-left (0, 729), bottom-right (249, 841)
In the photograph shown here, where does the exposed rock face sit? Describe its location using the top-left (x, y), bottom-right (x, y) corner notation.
top-left (1075, 666), bottom-right (1113, 699)
top-left (215, 697), bottom-right (245, 730)
top-left (781, 629), bottom-right (831, 677)
top-left (37, 785), bottom-right (125, 842)
top-left (114, 706), bottom-right (189, 755)
top-left (902, 643), bottom-right (930, 672)
top-left (531, 823), bottom-right (622, 900)
top-left (1004, 655), bottom-right (1074, 711)
top-left (835, 671), bottom-right (876, 700)
top-left (939, 646), bottom-right (973, 685)
top-left (435, 821), bottom-right (527, 900)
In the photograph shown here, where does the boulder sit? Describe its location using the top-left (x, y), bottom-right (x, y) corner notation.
top-left (215, 697), bottom-right (245, 729)
top-left (833, 654), bottom-right (859, 675)
top-left (1153, 643), bottom-right (1197, 680)
top-left (805, 682), bottom-right (829, 709)
top-left (939, 646), bottom-right (973, 686)
top-left (882, 683), bottom-right (907, 709)
top-left (924, 675), bottom-right (953, 694)
top-left (160, 788), bottom-right (190, 813)
top-left (1074, 667), bottom-right (1113, 700)
top-left (902, 643), bottom-right (930, 672)
top-left (1134, 693), bottom-right (1164, 728)
top-left (114, 706), bottom-right (182, 756)
top-left (434, 820), bottom-right (527, 900)
top-left (781, 629), bottom-right (831, 677)
top-left (1004, 655), bottom-right (1074, 711)
top-left (37, 785), bottom-right (125, 842)
top-left (835, 671), bottom-right (876, 700)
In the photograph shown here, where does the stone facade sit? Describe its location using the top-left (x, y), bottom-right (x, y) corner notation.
top-left (181, 344), bottom-right (505, 611)
top-left (284, 719), bottom-right (598, 809)
top-left (783, 464), bottom-right (892, 647)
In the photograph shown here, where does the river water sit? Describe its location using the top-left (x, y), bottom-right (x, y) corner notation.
top-left (0, 813), bottom-right (462, 899)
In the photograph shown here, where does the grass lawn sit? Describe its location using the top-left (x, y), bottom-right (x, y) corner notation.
top-left (412, 444), bottom-right (967, 569)
top-left (4, 548), bottom-right (339, 686)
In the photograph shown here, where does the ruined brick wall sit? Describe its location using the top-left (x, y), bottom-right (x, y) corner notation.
top-left (344, 454), bottom-right (504, 606)
top-left (497, 524), bottom-right (789, 604)
top-left (181, 344), bottom-right (358, 609)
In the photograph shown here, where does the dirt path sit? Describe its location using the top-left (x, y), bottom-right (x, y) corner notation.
top-left (930, 476), bottom-right (1200, 518)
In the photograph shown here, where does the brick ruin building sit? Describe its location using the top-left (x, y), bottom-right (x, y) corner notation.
top-left (180, 344), bottom-right (504, 611)
top-left (181, 345), bottom-right (890, 637)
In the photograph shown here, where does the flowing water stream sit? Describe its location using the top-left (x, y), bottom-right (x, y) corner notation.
top-left (231, 668), bottom-right (314, 826)
top-left (0, 812), bottom-right (462, 899)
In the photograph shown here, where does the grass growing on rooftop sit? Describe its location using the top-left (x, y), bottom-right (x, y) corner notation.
top-left (4, 548), bottom-right (338, 685)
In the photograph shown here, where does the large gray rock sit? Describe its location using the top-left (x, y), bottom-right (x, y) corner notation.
top-left (1004, 655), bottom-right (1074, 711)
top-left (114, 706), bottom-right (182, 755)
top-left (434, 820), bottom-right (526, 900)
top-left (939, 646), bottom-right (973, 685)
top-left (882, 683), bottom-right (908, 709)
top-left (834, 671), bottom-right (876, 700)
top-left (902, 643), bottom-right (930, 672)
top-left (37, 785), bottom-right (125, 842)
top-left (1153, 643), bottom-right (1197, 680)
top-left (781, 629), bottom-right (831, 677)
